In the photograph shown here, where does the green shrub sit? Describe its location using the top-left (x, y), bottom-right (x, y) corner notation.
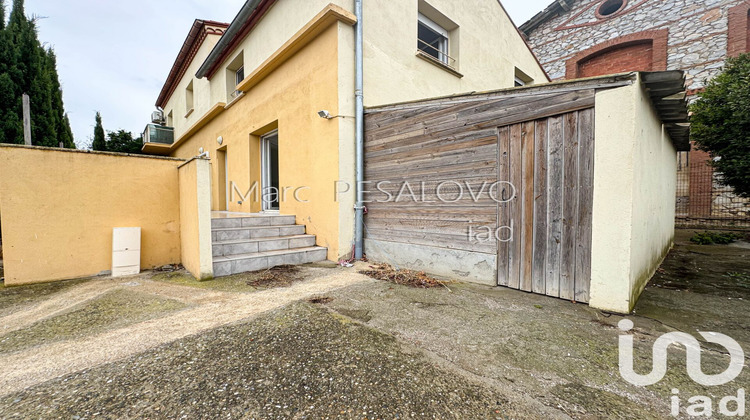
top-left (689, 231), bottom-right (743, 245)
top-left (690, 53), bottom-right (750, 198)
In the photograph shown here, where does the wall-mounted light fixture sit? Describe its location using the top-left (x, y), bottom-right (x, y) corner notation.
top-left (217, 136), bottom-right (224, 145)
top-left (317, 110), bottom-right (353, 120)
top-left (318, 110), bottom-right (334, 119)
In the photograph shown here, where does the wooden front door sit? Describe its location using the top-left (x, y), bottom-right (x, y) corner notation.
top-left (497, 108), bottom-right (595, 303)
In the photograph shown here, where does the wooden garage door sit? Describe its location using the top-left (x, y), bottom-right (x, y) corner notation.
top-left (497, 108), bottom-right (594, 303)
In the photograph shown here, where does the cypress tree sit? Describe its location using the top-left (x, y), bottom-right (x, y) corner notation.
top-left (0, 0), bottom-right (22, 145)
top-left (92, 111), bottom-right (106, 151)
top-left (60, 113), bottom-right (74, 148)
top-left (45, 49), bottom-right (73, 147)
top-left (0, 0), bottom-right (73, 146)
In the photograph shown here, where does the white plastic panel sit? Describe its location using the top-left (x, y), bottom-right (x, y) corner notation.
top-left (112, 227), bottom-right (141, 277)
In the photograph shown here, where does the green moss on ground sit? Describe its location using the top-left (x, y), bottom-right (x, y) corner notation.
top-left (0, 303), bottom-right (511, 419)
top-left (0, 289), bottom-right (187, 354)
top-left (151, 265), bottom-right (334, 293)
top-left (552, 383), bottom-right (660, 419)
top-left (150, 271), bottom-right (260, 293)
top-left (0, 277), bottom-right (92, 317)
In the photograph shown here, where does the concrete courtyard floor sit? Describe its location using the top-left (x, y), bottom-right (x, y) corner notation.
top-left (0, 229), bottom-right (747, 419)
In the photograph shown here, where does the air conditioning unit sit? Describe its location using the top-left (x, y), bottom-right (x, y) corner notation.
top-left (151, 109), bottom-right (166, 125)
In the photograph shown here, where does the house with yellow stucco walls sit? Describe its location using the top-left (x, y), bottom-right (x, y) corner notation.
top-left (140, 0), bottom-right (548, 277)
top-left (0, 0), bottom-right (689, 314)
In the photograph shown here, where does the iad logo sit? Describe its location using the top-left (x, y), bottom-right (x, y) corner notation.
top-left (618, 319), bottom-right (746, 417)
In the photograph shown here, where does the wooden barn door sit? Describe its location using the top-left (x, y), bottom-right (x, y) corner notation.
top-left (497, 108), bottom-right (594, 303)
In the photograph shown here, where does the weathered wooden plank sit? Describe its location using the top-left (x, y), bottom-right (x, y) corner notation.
top-left (520, 121), bottom-right (535, 292)
top-left (364, 203), bottom-right (498, 212)
top-left (364, 227), bottom-right (497, 254)
top-left (497, 126), bottom-right (511, 287)
top-left (364, 179), bottom-right (500, 205)
top-left (560, 112), bottom-right (579, 301)
top-left (575, 108), bottom-right (595, 303)
top-left (532, 119), bottom-right (548, 295)
top-left (366, 135), bottom-right (497, 165)
top-left (364, 146), bottom-right (497, 177)
top-left (365, 219), bottom-right (489, 237)
top-left (366, 128), bottom-right (498, 156)
top-left (508, 123), bottom-right (523, 290)
top-left (365, 77), bottom-right (632, 113)
top-left (546, 115), bottom-right (564, 298)
top-left (366, 214), bottom-right (497, 227)
top-left (425, 90), bottom-right (596, 138)
top-left (365, 159), bottom-right (497, 180)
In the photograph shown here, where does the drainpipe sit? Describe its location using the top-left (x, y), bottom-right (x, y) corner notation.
top-left (354, 0), bottom-right (365, 260)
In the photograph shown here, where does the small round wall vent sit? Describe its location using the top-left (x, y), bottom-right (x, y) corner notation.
top-left (596, 0), bottom-right (627, 19)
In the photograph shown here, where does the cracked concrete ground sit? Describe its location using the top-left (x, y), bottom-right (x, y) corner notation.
top-left (0, 229), bottom-right (747, 419)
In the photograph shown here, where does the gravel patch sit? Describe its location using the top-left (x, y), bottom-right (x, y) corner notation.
top-left (0, 277), bottom-right (92, 317)
top-left (0, 303), bottom-right (507, 419)
top-left (0, 289), bottom-right (187, 354)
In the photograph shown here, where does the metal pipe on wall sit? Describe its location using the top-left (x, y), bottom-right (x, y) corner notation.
top-left (354, 0), bottom-right (365, 260)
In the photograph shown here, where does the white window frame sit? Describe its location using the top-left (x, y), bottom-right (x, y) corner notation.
top-left (260, 129), bottom-right (280, 213)
top-left (418, 13), bottom-right (449, 65)
top-left (235, 66), bottom-right (245, 87)
top-left (514, 77), bottom-right (526, 87)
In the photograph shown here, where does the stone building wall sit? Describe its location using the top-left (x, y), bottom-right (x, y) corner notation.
top-left (522, 0), bottom-right (748, 91)
top-left (521, 0), bottom-right (750, 226)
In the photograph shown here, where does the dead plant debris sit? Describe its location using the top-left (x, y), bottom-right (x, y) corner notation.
top-left (307, 296), bottom-right (334, 304)
top-left (359, 264), bottom-right (444, 289)
top-left (246, 265), bottom-right (302, 288)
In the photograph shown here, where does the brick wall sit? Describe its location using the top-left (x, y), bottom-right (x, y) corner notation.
top-left (522, 0), bottom-right (750, 227)
top-left (565, 29), bottom-right (668, 78)
top-left (523, 0), bottom-right (747, 90)
top-left (578, 42), bottom-right (653, 77)
top-left (727, 1), bottom-right (750, 56)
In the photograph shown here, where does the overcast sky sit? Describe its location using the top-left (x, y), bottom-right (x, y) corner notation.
top-left (25, 0), bottom-right (549, 148)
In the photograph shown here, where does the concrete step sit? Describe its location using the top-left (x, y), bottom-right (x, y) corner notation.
top-left (213, 246), bottom-right (328, 277)
top-left (211, 225), bottom-right (306, 242)
top-left (211, 215), bottom-right (296, 229)
top-left (212, 234), bottom-right (317, 257)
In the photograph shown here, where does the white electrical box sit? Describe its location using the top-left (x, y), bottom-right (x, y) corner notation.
top-left (112, 227), bottom-right (141, 277)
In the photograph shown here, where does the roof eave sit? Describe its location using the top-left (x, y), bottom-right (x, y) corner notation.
top-left (155, 20), bottom-right (229, 108)
top-left (519, 0), bottom-right (575, 35)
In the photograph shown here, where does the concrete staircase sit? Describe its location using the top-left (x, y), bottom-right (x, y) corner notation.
top-left (211, 214), bottom-right (328, 277)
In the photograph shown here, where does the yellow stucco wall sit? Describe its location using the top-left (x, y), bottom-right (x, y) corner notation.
top-left (178, 158), bottom-right (214, 280)
top-left (170, 23), bottom-right (344, 260)
top-left (589, 77), bottom-right (676, 314)
top-left (165, 0), bottom-right (546, 127)
top-left (161, 0), bottom-right (548, 262)
top-left (0, 146), bottom-right (182, 285)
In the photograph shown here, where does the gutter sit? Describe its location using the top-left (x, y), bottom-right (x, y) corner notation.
top-left (196, 0), bottom-right (265, 79)
top-left (354, 0), bottom-right (365, 259)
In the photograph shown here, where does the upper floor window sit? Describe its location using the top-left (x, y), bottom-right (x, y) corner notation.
top-left (185, 80), bottom-right (194, 115)
top-left (226, 51), bottom-right (244, 101)
top-left (418, 13), bottom-right (450, 65)
top-left (235, 66), bottom-right (245, 88)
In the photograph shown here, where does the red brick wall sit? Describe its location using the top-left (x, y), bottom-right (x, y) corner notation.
top-left (577, 42), bottom-right (653, 78)
top-left (727, 1), bottom-right (750, 56)
top-left (566, 29), bottom-right (669, 79)
top-left (688, 145), bottom-right (714, 217)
